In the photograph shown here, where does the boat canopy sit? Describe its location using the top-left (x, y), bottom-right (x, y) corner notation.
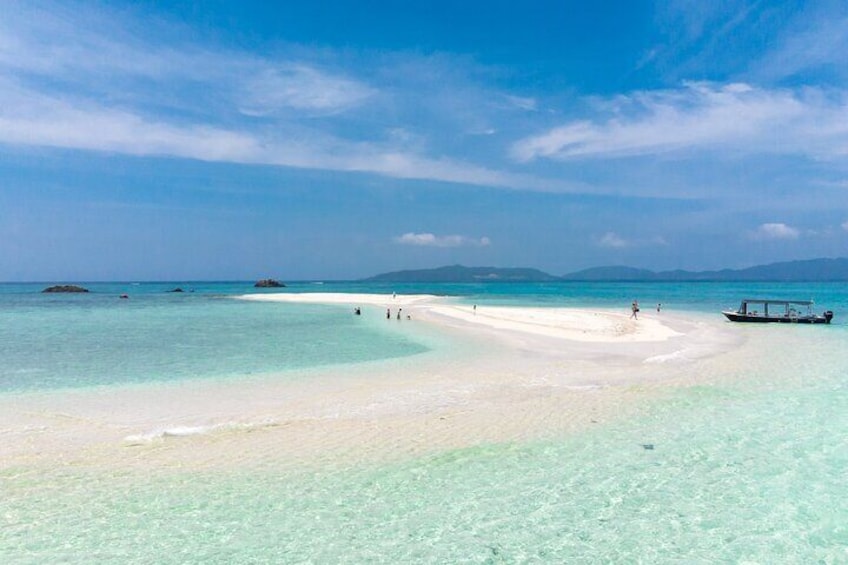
top-left (739, 299), bottom-right (813, 306)
top-left (735, 298), bottom-right (814, 316)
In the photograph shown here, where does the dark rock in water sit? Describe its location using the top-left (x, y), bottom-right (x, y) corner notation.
top-left (641, 444), bottom-right (655, 450)
top-left (254, 278), bottom-right (285, 288)
top-left (42, 285), bottom-right (89, 293)
top-left (168, 288), bottom-right (184, 293)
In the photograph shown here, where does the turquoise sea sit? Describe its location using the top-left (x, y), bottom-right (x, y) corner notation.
top-left (2, 281), bottom-right (847, 562)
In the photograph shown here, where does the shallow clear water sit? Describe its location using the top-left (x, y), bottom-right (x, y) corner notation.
top-left (4, 337), bottom-right (846, 562)
top-left (3, 280), bottom-right (844, 392)
top-left (0, 283), bottom-right (430, 392)
top-left (2, 281), bottom-right (847, 562)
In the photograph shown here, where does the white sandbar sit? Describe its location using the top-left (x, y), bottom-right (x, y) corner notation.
top-left (240, 292), bottom-right (437, 307)
top-left (240, 292), bottom-right (680, 343)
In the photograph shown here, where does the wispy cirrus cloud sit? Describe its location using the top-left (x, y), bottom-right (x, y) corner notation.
top-left (395, 233), bottom-right (491, 248)
top-left (656, 0), bottom-right (751, 44)
top-left (647, 2), bottom-right (808, 83)
top-left (4, 0), bottom-right (847, 210)
top-left (0, 77), bottom-right (569, 190)
top-left (0, 2), bottom-right (377, 118)
top-left (511, 82), bottom-right (848, 162)
top-left (238, 66), bottom-right (376, 116)
top-left (0, 1), bottom-right (577, 192)
top-left (503, 95), bottom-right (538, 111)
top-left (0, 79), bottom-right (261, 160)
top-left (751, 6), bottom-right (848, 82)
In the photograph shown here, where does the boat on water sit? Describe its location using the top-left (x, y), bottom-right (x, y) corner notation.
top-left (723, 299), bottom-right (833, 324)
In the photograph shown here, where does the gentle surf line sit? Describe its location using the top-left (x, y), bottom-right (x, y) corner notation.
top-left (123, 419), bottom-right (280, 445)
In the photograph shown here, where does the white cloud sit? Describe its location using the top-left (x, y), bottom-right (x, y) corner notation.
top-left (239, 66), bottom-right (375, 116)
top-left (751, 223), bottom-right (800, 240)
top-left (841, 220), bottom-right (848, 231)
top-left (0, 4), bottom-right (603, 193)
top-left (596, 232), bottom-right (669, 248)
top-left (13, 1), bottom-right (848, 204)
top-left (0, 82), bottom-right (260, 161)
top-left (511, 82), bottom-right (848, 162)
top-left (0, 77), bottom-right (582, 190)
top-left (597, 232), bottom-right (629, 248)
top-left (395, 233), bottom-right (491, 247)
top-left (0, 5), bottom-right (376, 117)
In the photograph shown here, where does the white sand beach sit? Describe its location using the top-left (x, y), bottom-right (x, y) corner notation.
top-left (1, 293), bottom-right (739, 474)
top-left (240, 292), bottom-right (681, 343)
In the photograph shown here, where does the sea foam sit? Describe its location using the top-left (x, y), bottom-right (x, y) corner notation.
top-left (123, 419), bottom-right (278, 445)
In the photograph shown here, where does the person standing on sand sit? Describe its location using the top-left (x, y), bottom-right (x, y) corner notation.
top-left (397, 308), bottom-right (402, 320)
top-left (631, 300), bottom-right (639, 319)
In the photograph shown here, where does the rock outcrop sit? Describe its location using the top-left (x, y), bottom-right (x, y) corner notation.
top-left (254, 279), bottom-right (285, 288)
top-left (42, 285), bottom-right (89, 293)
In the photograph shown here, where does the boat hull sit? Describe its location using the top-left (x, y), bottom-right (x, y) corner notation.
top-left (722, 312), bottom-right (832, 324)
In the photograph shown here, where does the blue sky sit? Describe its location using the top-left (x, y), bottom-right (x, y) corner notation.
top-left (1, 0), bottom-right (847, 280)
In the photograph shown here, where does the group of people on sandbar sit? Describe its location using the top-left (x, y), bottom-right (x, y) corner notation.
top-left (351, 306), bottom-right (411, 320)
top-left (384, 292), bottom-right (409, 319)
top-left (386, 307), bottom-right (410, 320)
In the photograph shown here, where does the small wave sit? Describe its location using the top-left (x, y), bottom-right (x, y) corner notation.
top-left (162, 425), bottom-right (210, 437)
top-left (10, 368), bottom-right (46, 374)
top-left (0, 425), bottom-right (49, 435)
top-left (123, 419), bottom-right (278, 445)
top-left (643, 350), bottom-right (688, 364)
top-left (563, 384), bottom-right (603, 391)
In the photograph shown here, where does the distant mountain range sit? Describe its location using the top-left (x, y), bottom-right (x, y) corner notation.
top-left (364, 258), bottom-right (848, 282)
